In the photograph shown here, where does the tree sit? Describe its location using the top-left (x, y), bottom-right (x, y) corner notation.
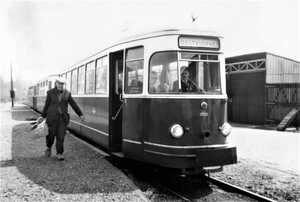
top-left (0, 75), bottom-right (29, 103)
top-left (0, 76), bottom-right (10, 102)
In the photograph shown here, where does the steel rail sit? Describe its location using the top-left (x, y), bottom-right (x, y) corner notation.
top-left (164, 187), bottom-right (193, 202)
top-left (204, 174), bottom-right (277, 202)
top-left (156, 184), bottom-right (193, 202)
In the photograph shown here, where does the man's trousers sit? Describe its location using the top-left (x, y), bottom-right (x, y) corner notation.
top-left (46, 112), bottom-right (67, 154)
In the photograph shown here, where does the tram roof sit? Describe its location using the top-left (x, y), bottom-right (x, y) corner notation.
top-left (116, 28), bottom-right (222, 42)
top-left (36, 74), bottom-right (60, 83)
top-left (60, 28), bottom-right (222, 73)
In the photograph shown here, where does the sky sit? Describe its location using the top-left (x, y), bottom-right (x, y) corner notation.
top-left (1, 0), bottom-right (299, 86)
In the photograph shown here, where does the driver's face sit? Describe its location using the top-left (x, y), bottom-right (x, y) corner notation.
top-left (181, 70), bottom-right (189, 80)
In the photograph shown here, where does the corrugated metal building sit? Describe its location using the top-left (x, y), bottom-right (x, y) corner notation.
top-left (225, 52), bottom-right (300, 126)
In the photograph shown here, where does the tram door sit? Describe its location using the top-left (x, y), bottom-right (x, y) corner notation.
top-left (109, 51), bottom-right (124, 152)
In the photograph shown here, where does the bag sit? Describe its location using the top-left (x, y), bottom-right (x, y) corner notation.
top-left (30, 120), bottom-right (49, 140)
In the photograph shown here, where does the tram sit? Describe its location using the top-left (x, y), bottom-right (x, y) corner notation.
top-left (25, 83), bottom-right (37, 108)
top-left (32, 29), bottom-right (237, 174)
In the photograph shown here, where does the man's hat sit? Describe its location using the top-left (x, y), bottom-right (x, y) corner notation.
top-left (55, 77), bottom-right (66, 84)
top-left (180, 66), bottom-right (188, 74)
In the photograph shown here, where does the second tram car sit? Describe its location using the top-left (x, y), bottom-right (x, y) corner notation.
top-left (36, 74), bottom-right (60, 112)
top-left (25, 74), bottom-right (59, 111)
top-left (25, 83), bottom-right (37, 109)
top-left (35, 29), bottom-right (237, 174)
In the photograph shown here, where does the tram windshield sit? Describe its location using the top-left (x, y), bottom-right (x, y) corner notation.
top-left (149, 52), bottom-right (221, 94)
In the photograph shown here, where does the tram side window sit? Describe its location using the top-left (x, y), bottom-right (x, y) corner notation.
top-left (203, 62), bottom-right (220, 92)
top-left (149, 52), bottom-right (177, 93)
top-left (95, 56), bottom-right (108, 94)
top-left (71, 68), bottom-right (78, 95)
top-left (66, 71), bottom-right (71, 91)
top-left (115, 59), bottom-right (123, 94)
top-left (125, 47), bottom-right (144, 94)
top-left (179, 52), bottom-right (221, 94)
top-left (37, 84), bottom-right (40, 96)
top-left (175, 61), bottom-right (220, 94)
top-left (78, 66), bottom-right (85, 94)
top-left (85, 61), bottom-right (95, 94)
top-left (61, 73), bottom-right (66, 86)
top-left (149, 52), bottom-right (221, 94)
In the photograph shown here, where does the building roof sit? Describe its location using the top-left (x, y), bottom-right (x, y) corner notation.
top-left (226, 52), bottom-right (299, 64)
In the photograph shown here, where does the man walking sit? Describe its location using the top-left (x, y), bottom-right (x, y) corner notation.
top-left (39, 77), bottom-right (84, 160)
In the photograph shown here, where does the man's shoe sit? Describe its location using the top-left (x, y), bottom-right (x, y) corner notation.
top-left (57, 154), bottom-right (64, 161)
top-left (45, 148), bottom-right (51, 157)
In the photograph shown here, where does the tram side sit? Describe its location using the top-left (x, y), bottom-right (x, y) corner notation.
top-left (60, 55), bottom-right (111, 149)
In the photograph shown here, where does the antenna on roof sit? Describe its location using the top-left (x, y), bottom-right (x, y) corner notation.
top-left (191, 12), bottom-right (199, 22)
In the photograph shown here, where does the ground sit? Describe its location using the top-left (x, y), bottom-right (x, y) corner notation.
top-left (1, 103), bottom-right (299, 201)
top-left (0, 103), bottom-right (149, 202)
top-left (211, 158), bottom-right (299, 201)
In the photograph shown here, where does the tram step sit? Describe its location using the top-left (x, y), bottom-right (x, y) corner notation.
top-left (277, 109), bottom-right (299, 131)
top-left (111, 152), bottom-right (125, 158)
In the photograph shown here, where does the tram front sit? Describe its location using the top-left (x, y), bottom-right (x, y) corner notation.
top-left (122, 33), bottom-right (237, 174)
top-left (146, 36), bottom-right (236, 173)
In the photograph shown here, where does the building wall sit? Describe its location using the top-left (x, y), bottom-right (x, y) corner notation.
top-left (226, 53), bottom-right (266, 125)
top-left (265, 54), bottom-right (300, 126)
top-left (266, 54), bottom-right (300, 84)
top-left (226, 52), bottom-right (299, 126)
top-left (227, 71), bottom-right (265, 125)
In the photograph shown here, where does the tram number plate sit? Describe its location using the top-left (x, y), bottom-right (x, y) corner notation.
top-left (200, 112), bottom-right (208, 116)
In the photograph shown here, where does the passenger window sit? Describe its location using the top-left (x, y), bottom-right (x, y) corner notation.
top-left (66, 71), bottom-right (71, 91)
top-left (85, 61), bottom-right (95, 94)
top-left (78, 66), bottom-right (85, 95)
top-left (71, 68), bottom-right (78, 95)
top-left (149, 52), bottom-right (177, 93)
top-left (95, 56), bottom-right (108, 94)
top-left (125, 47), bottom-right (144, 94)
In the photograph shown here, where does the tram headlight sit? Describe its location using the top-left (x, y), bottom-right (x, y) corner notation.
top-left (220, 123), bottom-right (231, 137)
top-left (170, 124), bottom-right (185, 139)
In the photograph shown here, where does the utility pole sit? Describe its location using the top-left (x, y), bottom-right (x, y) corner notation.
top-left (10, 61), bottom-right (14, 107)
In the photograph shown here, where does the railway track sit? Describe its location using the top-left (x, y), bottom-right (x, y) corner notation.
top-left (146, 173), bottom-right (277, 202)
top-left (204, 174), bottom-right (276, 202)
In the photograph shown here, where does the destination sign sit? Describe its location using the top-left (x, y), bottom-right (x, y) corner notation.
top-left (179, 36), bottom-right (220, 50)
